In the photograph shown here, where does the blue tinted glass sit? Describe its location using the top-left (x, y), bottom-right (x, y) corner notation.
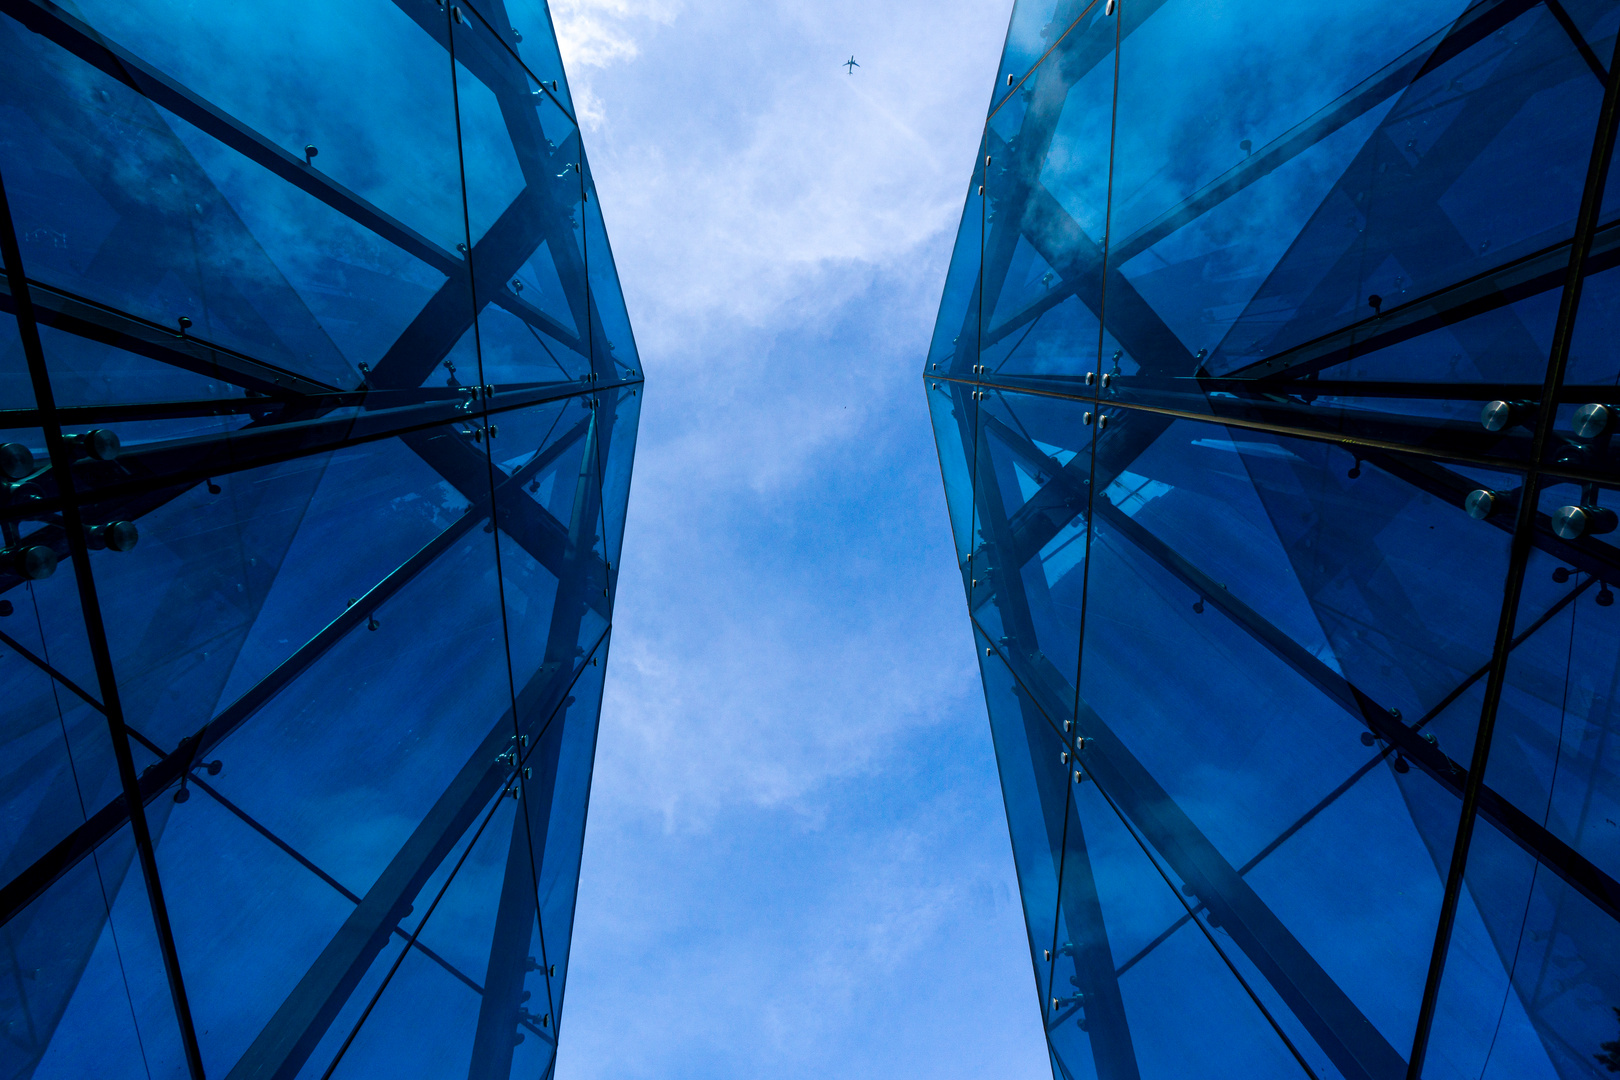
top-left (463, 0), bottom-right (578, 120)
top-left (0, 13), bottom-right (451, 392)
top-left (1423, 811), bottom-right (1616, 1079)
top-left (580, 162), bottom-right (640, 380)
top-left (982, 3), bottom-right (1113, 383)
top-left (325, 789), bottom-right (521, 1079)
top-left (453, 11), bottom-right (591, 388)
top-left (27, 823), bottom-right (190, 1080)
top-left (0, 309), bottom-right (33, 409)
top-left (0, 0), bottom-right (637, 1072)
top-left (930, 2), bottom-right (1617, 1074)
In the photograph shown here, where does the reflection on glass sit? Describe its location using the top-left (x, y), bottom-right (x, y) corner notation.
top-left (930, 1), bottom-right (1620, 1076)
top-left (0, 0), bottom-right (639, 1076)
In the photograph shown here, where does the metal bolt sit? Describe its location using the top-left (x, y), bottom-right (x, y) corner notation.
top-left (87, 520), bottom-right (139, 552)
top-left (1098, 415), bottom-right (1109, 430)
top-left (1007, 73), bottom-right (1015, 86)
top-left (1480, 399), bottom-right (1525, 432)
top-left (69, 429), bottom-right (120, 462)
top-left (1465, 489), bottom-right (1498, 520)
top-left (1553, 505), bottom-right (1618, 539)
top-left (1084, 412), bottom-right (1093, 425)
top-left (1573, 402), bottom-right (1614, 439)
top-left (9, 545), bottom-right (56, 580)
top-left (0, 443), bottom-right (34, 480)
top-left (1101, 373), bottom-right (1112, 388)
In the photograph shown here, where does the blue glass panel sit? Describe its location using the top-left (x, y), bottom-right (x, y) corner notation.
top-left (989, 0), bottom-right (1095, 120)
top-left (926, 381), bottom-right (978, 564)
top-left (1054, 728), bottom-right (1318, 1079)
top-left (0, 566), bottom-right (119, 877)
top-left (974, 625), bottom-right (1070, 1005)
top-left (596, 382), bottom-right (642, 582)
top-left (1423, 810), bottom-right (1616, 1079)
top-left (933, 1), bottom-right (1620, 1075)
top-left (981, 3), bottom-right (1113, 383)
top-left (527, 638), bottom-right (609, 1023)
top-left (27, 822), bottom-right (190, 1080)
top-left (1485, 539), bottom-right (1620, 897)
top-left (580, 162), bottom-right (640, 381)
top-left (62, 0), bottom-right (468, 252)
top-left (1072, 417), bottom-right (1526, 1068)
top-left (0, 308), bottom-right (33, 409)
top-left (463, 0), bottom-right (578, 120)
top-left (453, 9), bottom-right (591, 388)
top-left (0, 15), bottom-right (453, 393)
top-left (925, 169), bottom-right (985, 380)
top-left (153, 781), bottom-right (363, 1075)
top-left (488, 395), bottom-right (609, 694)
top-left (320, 785), bottom-right (517, 1079)
top-left (972, 388), bottom-right (1094, 679)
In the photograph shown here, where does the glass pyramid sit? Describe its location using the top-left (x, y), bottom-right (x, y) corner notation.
top-left (928, 2), bottom-right (1620, 1077)
top-left (0, 1), bottom-right (639, 1077)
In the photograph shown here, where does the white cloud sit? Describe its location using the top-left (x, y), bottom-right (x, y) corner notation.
top-left (550, 0), bottom-right (679, 127)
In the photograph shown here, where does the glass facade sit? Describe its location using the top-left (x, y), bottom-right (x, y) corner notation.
top-left (0, 1), bottom-right (639, 1077)
top-left (927, 2), bottom-right (1620, 1078)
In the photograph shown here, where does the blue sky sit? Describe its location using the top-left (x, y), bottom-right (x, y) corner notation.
top-left (539, 1), bottom-right (1052, 1076)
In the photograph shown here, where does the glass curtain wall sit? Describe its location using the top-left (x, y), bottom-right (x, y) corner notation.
top-left (0, 1), bottom-right (640, 1078)
top-left (927, 1), bottom-right (1620, 1078)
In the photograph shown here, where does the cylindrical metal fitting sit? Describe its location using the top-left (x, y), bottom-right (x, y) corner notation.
top-left (1465, 489), bottom-right (1498, 520)
top-left (1552, 504), bottom-right (1619, 539)
top-left (0, 443), bottom-right (33, 480)
top-left (1481, 400), bottom-right (1515, 432)
top-left (12, 545), bottom-right (56, 580)
top-left (1573, 402), bottom-right (1615, 439)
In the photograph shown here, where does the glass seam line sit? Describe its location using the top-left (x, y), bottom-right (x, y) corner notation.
top-left (1404, 26), bottom-right (1620, 1080)
top-left (0, 167), bottom-right (207, 1078)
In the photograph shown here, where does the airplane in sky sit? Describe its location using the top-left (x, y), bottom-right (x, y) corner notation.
top-left (844, 55), bottom-right (859, 74)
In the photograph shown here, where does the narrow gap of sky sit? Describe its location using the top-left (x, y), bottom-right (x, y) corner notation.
top-left (545, 0), bottom-right (1051, 1077)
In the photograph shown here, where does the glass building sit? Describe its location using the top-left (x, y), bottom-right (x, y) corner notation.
top-left (927, 1), bottom-right (1620, 1077)
top-left (0, 0), bottom-right (639, 1077)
